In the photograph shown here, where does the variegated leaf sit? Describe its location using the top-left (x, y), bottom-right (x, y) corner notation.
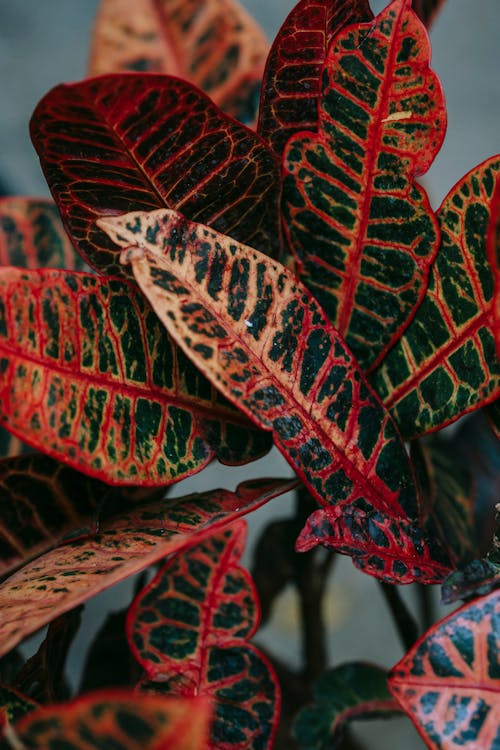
top-left (30, 74), bottom-right (280, 276)
top-left (292, 662), bottom-right (400, 750)
top-left (127, 522), bottom-right (279, 750)
top-left (0, 476), bottom-right (295, 657)
top-left (489, 168), bottom-right (500, 360)
top-left (100, 209), bottom-right (419, 521)
top-left (0, 268), bottom-right (270, 485)
top-left (0, 685), bottom-right (37, 730)
top-left (282, 0), bottom-right (444, 370)
top-left (89, 0), bottom-right (268, 125)
top-left (296, 504), bottom-right (453, 584)
top-left (257, 0), bottom-right (373, 160)
top-left (389, 589), bottom-right (500, 750)
top-left (0, 690), bottom-right (211, 750)
top-left (370, 156), bottom-right (500, 439)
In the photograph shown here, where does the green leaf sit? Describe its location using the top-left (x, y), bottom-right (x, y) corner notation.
top-left (0, 268), bottom-right (270, 485)
top-left (370, 156), bottom-right (500, 438)
top-left (0, 476), bottom-right (295, 657)
top-left (389, 589), bottom-right (500, 750)
top-left (282, 0), bottom-right (444, 370)
top-left (100, 208), bottom-right (419, 522)
top-left (292, 662), bottom-right (400, 750)
top-left (127, 522), bottom-right (280, 750)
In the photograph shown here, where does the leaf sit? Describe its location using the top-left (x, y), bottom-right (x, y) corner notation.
top-left (89, 0), bottom-right (268, 126)
top-left (411, 0), bottom-right (446, 27)
top-left (257, 0), bottom-right (373, 160)
top-left (389, 589), bottom-right (500, 750)
top-left (100, 208), bottom-right (419, 521)
top-left (370, 156), bottom-right (500, 439)
top-left (0, 268), bottom-right (270, 485)
top-left (127, 522), bottom-right (280, 750)
top-left (0, 690), bottom-right (211, 750)
top-left (296, 504), bottom-right (453, 584)
top-left (0, 685), bottom-right (37, 730)
top-left (489, 168), bottom-right (500, 359)
top-left (0, 477), bottom-right (295, 657)
top-left (282, 0), bottom-right (444, 370)
top-left (30, 74), bottom-right (280, 277)
top-left (0, 197), bottom-right (84, 271)
top-left (292, 662), bottom-right (400, 750)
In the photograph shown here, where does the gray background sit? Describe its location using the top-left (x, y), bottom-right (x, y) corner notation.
top-left (1, 1), bottom-right (499, 747)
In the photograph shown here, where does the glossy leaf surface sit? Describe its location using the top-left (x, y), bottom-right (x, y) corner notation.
top-left (292, 662), bottom-right (400, 750)
top-left (89, 0), bottom-right (268, 125)
top-left (370, 156), bottom-right (500, 438)
top-left (257, 0), bottom-right (372, 159)
top-left (296, 505), bottom-right (453, 584)
top-left (489, 173), bottom-right (500, 359)
top-left (389, 589), bottom-right (500, 750)
top-left (0, 477), bottom-right (295, 657)
top-left (282, 0), bottom-right (444, 370)
top-left (0, 268), bottom-right (270, 485)
top-left (128, 522), bottom-right (279, 750)
top-left (0, 690), bottom-right (211, 750)
top-left (101, 209), bottom-right (418, 521)
top-left (30, 74), bottom-right (280, 276)
top-left (0, 686), bottom-right (37, 729)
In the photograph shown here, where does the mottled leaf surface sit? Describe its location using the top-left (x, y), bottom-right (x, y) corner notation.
top-left (89, 0), bottom-right (268, 125)
top-left (30, 74), bottom-right (280, 276)
top-left (0, 685), bottom-right (37, 729)
top-left (411, 0), bottom-right (446, 27)
top-left (292, 662), bottom-right (400, 750)
top-left (296, 504), bottom-right (453, 584)
top-left (0, 477), bottom-right (295, 657)
top-left (489, 171), bottom-right (500, 360)
top-left (0, 690), bottom-right (211, 750)
top-left (101, 209), bottom-right (418, 521)
top-left (370, 157), bottom-right (500, 438)
top-left (389, 589), bottom-right (500, 750)
top-left (0, 268), bottom-right (270, 484)
top-left (282, 0), bottom-right (444, 370)
top-left (257, 0), bottom-right (372, 159)
top-left (128, 522), bottom-right (279, 750)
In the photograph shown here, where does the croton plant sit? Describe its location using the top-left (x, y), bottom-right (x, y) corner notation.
top-left (0, 0), bottom-right (499, 748)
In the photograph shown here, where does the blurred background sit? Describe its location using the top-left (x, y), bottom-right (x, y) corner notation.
top-left (0, 1), bottom-right (499, 747)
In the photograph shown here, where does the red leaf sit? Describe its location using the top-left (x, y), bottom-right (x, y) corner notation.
top-left (282, 0), bottom-right (444, 370)
top-left (29, 74), bottom-right (280, 276)
top-left (0, 268), bottom-right (270, 485)
top-left (0, 476), bottom-right (295, 657)
top-left (100, 208), bottom-right (419, 522)
top-left (0, 690), bottom-right (211, 750)
top-left (89, 0), bottom-right (268, 126)
top-left (0, 685), bottom-right (37, 730)
top-left (489, 168), bottom-right (500, 361)
top-left (389, 589), bottom-right (500, 749)
top-left (127, 522), bottom-right (280, 750)
top-left (257, 0), bottom-right (372, 159)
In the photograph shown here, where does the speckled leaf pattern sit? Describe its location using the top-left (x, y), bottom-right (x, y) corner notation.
top-left (0, 685), bottom-right (37, 729)
top-left (389, 589), bottom-right (500, 750)
top-left (29, 74), bottom-right (280, 277)
top-left (101, 208), bottom-right (418, 521)
top-left (282, 0), bottom-right (444, 370)
top-left (411, 0), bottom-right (446, 27)
top-left (370, 156), bottom-right (500, 439)
top-left (296, 504), bottom-right (453, 584)
top-left (489, 171), bottom-right (500, 360)
top-left (292, 662), bottom-right (400, 750)
top-left (89, 0), bottom-right (268, 125)
top-left (127, 522), bottom-right (280, 750)
top-left (0, 690), bottom-right (211, 750)
top-left (0, 476), bottom-right (295, 657)
top-left (257, 0), bottom-right (372, 160)
top-left (0, 268), bottom-right (270, 484)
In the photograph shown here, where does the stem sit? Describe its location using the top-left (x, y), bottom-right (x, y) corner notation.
top-left (379, 582), bottom-right (419, 652)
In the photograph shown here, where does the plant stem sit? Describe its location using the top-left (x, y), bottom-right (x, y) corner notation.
top-left (379, 582), bottom-right (419, 652)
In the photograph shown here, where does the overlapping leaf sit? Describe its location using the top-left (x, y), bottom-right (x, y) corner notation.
top-left (257, 0), bottom-right (372, 160)
top-left (127, 522), bottom-right (280, 750)
top-left (370, 156), bottom-right (500, 439)
top-left (101, 208), bottom-right (418, 522)
top-left (389, 589), bottom-right (500, 750)
top-left (0, 268), bottom-right (270, 484)
top-left (292, 662), bottom-right (400, 750)
top-left (89, 0), bottom-right (268, 125)
top-left (489, 171), bottom-right (500, 358)
top-left (282, 0), bottom-right (444, 370)
top-left (0, 686), bottom-right (37, 729)
top-left (296, 504), bottom-right (453, 584)
top-left (30, 74), bottom-right (280, 277)
top-left (0, 690), bottom-right (211, 750)
top-left (0, 476), bottom-right (295, 657)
